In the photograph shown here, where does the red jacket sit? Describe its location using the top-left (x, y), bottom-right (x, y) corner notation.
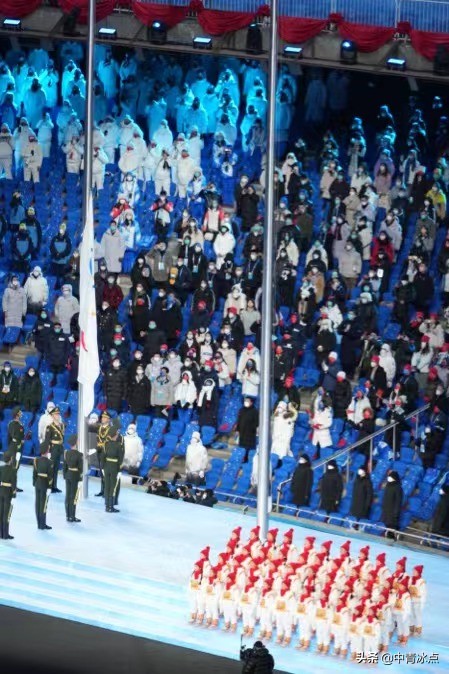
top-left (102, 284), bottom-right (124, 309)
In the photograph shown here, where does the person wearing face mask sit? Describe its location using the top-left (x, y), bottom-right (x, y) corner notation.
top-left (289, 453), bottom-right (313, 509)
top-left (150, 366), bottom-right (173, 417)
top-left (381, 471), bottom-right (403, 536)
top-left (50, 223), bottom-right (72, 282)
top-left (0, 363), bottom-right (19, 418)
top-left (101, 273), bottom-right (123, 310)
top-left (24, 266), bottom-right (49, 315)
top-left (128, 283), bottom-right (151, 342)
top-left (197, 377), bottom-right (219, 429)
top-left (100, 222), bottom-right (126, 275)
top-left (241, 359), bottom-right (261, 398)
top-left (147, 241), bottom-right (170, 286)
top-left (54, 284), bottom-right (79, 335)
top-left (213, 224), bottom-right (236, 270)
top-left (95, 299), bottom-right (116, 354)
top-left (11, 221), bottom-right (33, 272)
top-left (0, 122), bottom-right (14, 179)
top-left (130, 255), bottom-right (153, 294)
top-left (2, 276), bottom-right (27, 329)
top-left (174, 370), bottom-right (197, 412)
top-left (185, 431), bottom-right (208, 485)
top-left (104, 358), bottom-right (127, 412)
top-left (350, 467), bottom-right (373, 521)
top-left (123, 424), bottom-right (144, 483)
top-left (192, 280), bottom-right (215, 315)
top-left (142, 320), bottom-right (167, 362)
top-left (169, 256), bottom-right (192, 305)
top-left (127, 365), bottom-right (151, 415)
top-left (431, 484), bottom-right (449, 536)
top-left (310, 399), bottom-right (333, 460)
top-left (19, 366), bottom-right (42, 413)
top-left (224, 284), bottom-right (247, 316)
top-left (319, 460), bottom-right (343, 514)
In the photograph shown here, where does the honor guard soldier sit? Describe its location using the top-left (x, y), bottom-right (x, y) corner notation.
top-left (7, 406), bottom-right (25, 492)
top-left (103, 418), bottom-right (124, 513)
top-left (95, 410), bottom-right (112, 497)
top-left (0, 450), bottom-right (17, 539)
top-left (63, 433), bottom-right (83, 523)
top-left (33, 442), bottom-right (53, 530)
top-left (45, 406), bottom-right (65, 493)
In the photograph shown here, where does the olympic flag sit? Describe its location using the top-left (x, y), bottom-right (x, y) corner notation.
top-left (77, 193), bottom-right (100, 417)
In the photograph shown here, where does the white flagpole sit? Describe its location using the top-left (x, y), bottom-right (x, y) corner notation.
top-left (78, 0), bottom-right (96, 499)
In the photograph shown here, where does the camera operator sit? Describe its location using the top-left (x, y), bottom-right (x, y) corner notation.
top-left (240, 640), bottom-right (274, 674)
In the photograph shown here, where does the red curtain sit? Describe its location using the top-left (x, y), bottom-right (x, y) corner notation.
top-left (338, 22), bottom-right (395, 52)
top-left (0, 0), bottom-right (42, 18)
top-left (278, 17), bottom-right (328, 44)
top-left (410, 29), bottom-right (449, 60)
top-left (196, 9), bottom-right (257, 37)
top-left (131, 1), bottom-right (187, 29)
top-left (57, 0), bottom-right (116, 22)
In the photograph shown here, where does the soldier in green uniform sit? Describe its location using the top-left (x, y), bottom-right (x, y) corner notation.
top-left (63, 433), bottom-right (83, 523)
top-left (33, 442), bottom-right (53, 530)
top-left (45, 406), bottom-right (65, 493)
top-left (103, 419), bottom-right (124, 513)
top-left (94, 410), bottom-right (111, 497)
top-left (7, 406), bottom-right (24, 492)
top-left (0, 450), bottom-right (17, 539)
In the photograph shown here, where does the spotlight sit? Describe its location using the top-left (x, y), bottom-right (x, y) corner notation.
top-left (193, 36), bottom-right (212, 50)
top-left (283, 46), bottom-right (303, 59)
top-left (246, 23), bottom-right (262, 54)
top-left (150, 20), bottom-right (167, 45)
top-left (386, 57), bottom-right (406, 71)
top-left (340, 40), bottom-right (357, 64)
top-left (2, 19), bottom-right (21, 31)
top-left (98, 27), bottom-right (117, 40)
top-left (434, 45), bottom-right (449, 76)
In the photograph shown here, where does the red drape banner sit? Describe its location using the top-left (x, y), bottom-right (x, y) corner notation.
top-left (196, 9), bottom-right (257, 37)
top-left (278, 17), bottom-right (328, 44)
top-left (410, 29), bottom-right (449, 60)
top-left (131, 1), bottom-right (187, 29)
top-left (0, 0), bottom-right (42, 18)
top-left (57, 0), bottom-right (116, 23)
top-left (338, 22), bottom-right (396, 52)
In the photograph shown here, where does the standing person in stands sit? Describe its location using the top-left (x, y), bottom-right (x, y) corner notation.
top-left (0, 450), bottom-right (16, 539)
top-left (290, 453), bottom-right (313, 507)
top-left (33, 442), bottom-right (53, 530)
top-left (350, 467), bottom-right (373, 520)
top-left (235, 397), bottom-right (259, 463)
top-left (2, 276), bottom-right (27, 329)
top-left (0, 362), bottom-right (19, 419)
top-left (63, 433), bottom-right (83, 523)
top-left (432, 484), bottom-right (449, 536)
top-left (319, 460), bottom-right (343, 514)
top-left (103, 419), bottom-right (124, 514)
top-left (45, 407), bottom-right (65, 494)
top-left (50, 223), bottom-right (72, 284)
top-left (7, 406), bottom-right (25, 492)
top-left (381, 470), bottom-right (403, 537)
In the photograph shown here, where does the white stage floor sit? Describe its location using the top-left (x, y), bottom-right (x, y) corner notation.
top-left (1, 465), bottom-right (448, 674)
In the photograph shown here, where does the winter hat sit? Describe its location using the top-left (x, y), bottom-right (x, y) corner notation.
top-left (227, 307), bottom-right (237, 315)
top-left (321, 540), bottom-right (332, 552)
top-left (413, 565), bottom-right (424, 577)
top-left (340, 540), bottom-right (351, 555)
top-left (329, 351), bottom-right (338, 361)
top-left (421, 335), bottom-right (430, 343)
top-left (359, 546), bottom-right (370, 559)
top-left (283, 528), bottom-right (294, 543)
top-left (327, 460), bottom-right (337, 471)
top-left (336, 371), bottom-right (346, 381)
top-left (371, 355), bottom-right (380, 364)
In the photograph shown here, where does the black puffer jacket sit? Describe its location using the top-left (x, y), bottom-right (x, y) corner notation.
top-left (333, 379), bottom-right (352, 418)
top-left (103, 367), bottom-right (127, 411)
top-left (242, 645), bottom-right (274, 674)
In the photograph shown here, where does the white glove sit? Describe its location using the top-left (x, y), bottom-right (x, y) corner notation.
top-left (47, 488), bottom-right (51, 495)
top-left (117, 472), bottom-right (122, 479)
top-left (15, 451), bottom-right (21, 463)
top-left (101, 469), bottom-right (105, 477)
top-left (88, 448), bottom-right (97, 456)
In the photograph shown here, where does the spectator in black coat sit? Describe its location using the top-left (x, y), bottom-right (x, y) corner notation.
top-left (189, 301), bottom-right (211, 331)
top-left (412, 262), bottom-right (434, 312)
top-left (127, 367), bottom-right (151, 415)
top-left (238, 184), bottom-right (259, 232)
top-left (432, 484), bottom-right (449, 536)
top-left (368, 356), bottom-right (387, 396)
top-left (241, 641), bottom-right (274, 674)
top-left (130, 255), bottom-right (153, 294)
top-left (97, 301), bottom-right (118, 352)
top-left (192, 281), bottom-right (215, 313)
top-left (33, 309), bottom-right (53, 356)
top-left (103, 358), bottom-right (127, 412)
top-left (19, 366), bottom-right (43, 412)
top-left (47, 322), bottom-right (70, 378)
top-left (350, 468), bottom-right (374, 520)
top-left (142, 321), bottom-right (167, 361)
top-left (236, 397), bottom-right (259, 462)
top-left (356, 408), bottom-right (376, 457)
top-left (381, 470), bottom-right (403, 536)
top-left (333, 372), bottom-right (352, 419)
top-left (290, 453), bottom-right (313, 507)
top-left (319, 460), bottom-right (343, 514)
top-left (197, 378), bottom-right (219, 428)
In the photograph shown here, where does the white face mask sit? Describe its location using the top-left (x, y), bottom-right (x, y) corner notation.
top-left (387, 476), bottom-right (395, 483)
top-left (299, 458), bottom-right (307, 464)
top-left (244, 401), bottom-right (251, 408)
top-left (358, 469), bottom-right (365, 477)
top-left (439, 489), bottom-right (445, 495)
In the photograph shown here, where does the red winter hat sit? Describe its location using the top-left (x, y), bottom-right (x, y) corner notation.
top-left (376, 553), bottom-right (386, 566)
top-left (250, 526), bottom-right (260, 538)
top-left (200, 546), bottom-right (210, 559)
top-left (283, 528), bottom-right (294, 543)
top-left (340, 540), bottom-right (351, 554)
top-left (267, 528), bottom-right (278, 541)
top-left (198, 301), bottom-right (206, 310)
top-left (396, 556), bottom-right (407, 569)
top-left (321, 540), bottom-right (332, 552)
top-left (359, 546), bottom-right (370, 558)
top-left (371, 355), bottom-right (380, 364)
top-left (228, 306), bottom-right (237, 315)
top-left (421, 335), bottom-right (430, 343)
top-left (304, 536), bottom-right (315, 547)
top-left (231, 527), bottom-right (241, 538)
top-left (413, 565), bottom-right (424, 577)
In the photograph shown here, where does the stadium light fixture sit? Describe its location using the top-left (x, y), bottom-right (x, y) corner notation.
top-left (150, 20), bottom-right (167, 45)
top-left (98, 27), bottom-right (117, 40)
top-left (283, 46), bottom-right (303, 59)
top-left (193, 36), bottom-right (212, 50)
top-left (340, 39), bottom-right (357, 64)
top-left (3, 19), bottom-right (21, 31)
top-left (386, 57), bottom-right (406, 71)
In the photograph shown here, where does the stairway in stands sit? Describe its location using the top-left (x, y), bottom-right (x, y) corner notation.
top-left (0, 545), bottom-right (211, 651)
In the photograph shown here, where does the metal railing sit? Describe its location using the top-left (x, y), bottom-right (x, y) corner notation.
top-left (276, 402), bottom-right (430, 511)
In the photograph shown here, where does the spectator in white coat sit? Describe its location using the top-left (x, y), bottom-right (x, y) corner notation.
top-left (36, 112), bottom-right (53, 158)
top-left (311, 400), bottom-right (333, 453)
top-left (92, 145), bottom-right (108, 192)
top-left (0, 123), bottom-right (14, 178)
top-left (154, 150), bottom-right (172, 195)
top-left (13, 117), bottom-right (32, 171)
top-left (379, 343), bottom-right (396, 388)
top-left (241, 359), bottom-right (260, 398)
top-left (118, 116), bottom-right (142, 156)
top-left (271, 401), bottom-right (297, 462)
top-left (24, 266), bottom-right (49, 314)
top-left (187, 127), bottom-right (204, 166)
top-left (62, 136), bottom-right (83, 175)
top-left (153, 119), bottom-right (173, 150)
top-left (22, 135), bottom-right (43, 183)
top-left (2, 276), bottom-right (27, 328)
top-left (54, 284), bottom-right (80, 335)
top-left (213, 223), bottom-right (236, 269)
top-left (99, 116), bottom-right (118, 163)
top-left (174, 370), bottom-right (198, 409)
top-left (23, 78), bottom-right (47, 129)
top-left (237, 343), bottom-right (261, 381)
top-left (38, 401), bottom-right (56, 443)
top-left (176, 148), bottom-right (196, 198)
top-left (185, 431), bottom-right (208, 484)
top-left (123, 423), bottom-right (144, 477)
top-left (97, 50), bottom-right (119, 101)
top-left (101, 222), bottom-right (126, 274)
top-left (118, 142), bottom-right (140, 178)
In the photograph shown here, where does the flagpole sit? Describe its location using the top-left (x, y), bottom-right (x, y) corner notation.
top-left (256, 0), bottom-right (278, 540)
top-left (79, 0), bottom-right (96, 499)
